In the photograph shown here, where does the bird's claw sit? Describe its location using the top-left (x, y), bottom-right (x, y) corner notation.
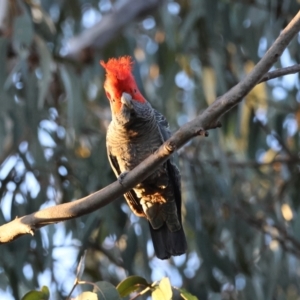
top-left (118, 171), bottom-right (129, 186)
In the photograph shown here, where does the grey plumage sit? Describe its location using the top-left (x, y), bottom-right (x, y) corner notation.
top-left (106, 92), bottom-right (187, 259)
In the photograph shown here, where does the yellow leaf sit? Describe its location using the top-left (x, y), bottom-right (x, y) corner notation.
top-left (281, 204), bottom-right (293, 221)
top-left (202, 67), bottom-right (216, 105)
top-left (75, 146), bottom-right (91, 158)
top-left (237, 61), bottom-right (268, 151)
top-left (244, 60), bottom-right (268, 110)
top-left (155, 30), bottom-right (165, 43)
top-left (270, 240), bottom-right (279, 251)
top-left (226, 42), bottom-right (237, 55)
top-left (259, 149), bottom-right (278, 173)
top-left (152, 277), bottom-right (172, 300)
top-left (261, 148), bottom-right (278, 163)
top-left (176, 55), bottom-right (193, 76)
top-left (149, 64), bottom-right (160, 79)
top-left (237, 100), bottom-right (252, 151)
top-left (134, 48), bottom-right (145, 62)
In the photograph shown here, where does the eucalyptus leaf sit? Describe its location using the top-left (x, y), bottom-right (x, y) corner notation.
top-left (93, 281), bottom-right (121, 300)
top-left (12, 11), bottom-right (34, 51)
top-left (75, 291), bottom-right (98, 300)
top-left (0, 37), bottom-right (8, 88)
top-left (21, 286), bottom-right (50, 300)
top-left (76, 250), bottom-right (87, 280)
top-left (35, 35), bottom-right (52, 109)
top-left (178, 288), bottom-right (198, 300)
top-left (59, 65), bottom-right (85, 133)
top-left (152, 277), bottom-right (172, 300)
top-left (116, 275), bottom-right (149, 297)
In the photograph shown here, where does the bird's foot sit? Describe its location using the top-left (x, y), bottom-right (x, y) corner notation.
top-left (118, 171), bottom-right (129, 186)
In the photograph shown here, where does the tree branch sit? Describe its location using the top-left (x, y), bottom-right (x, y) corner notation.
top-left (233, 206), bottom-right (300, 257)
top-left (65, 0), bottom-right (163, 59)
top-left (255, 117), bottom-right (296, 159)
top-left (1, 11), bottom-right (300, 244)
top-left (0, 0), bottom-right (8, 32)
top-left (258, 64), bottom-right (300, 83)
top-left (198, 157), bottom-right (300, 168)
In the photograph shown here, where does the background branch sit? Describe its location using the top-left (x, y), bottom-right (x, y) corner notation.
top-left (65, 0), bottom-right (163, 59)
top-left (233, 206), bottom-right (300, 257)
top-left (0, 0), bottom-right (8, 32)
top-left (1, 11), bottom-right (300, 244)
top-left (255, 117), bottom-right (296, 159)
top-left (195, 157), bottom-right (300, 168)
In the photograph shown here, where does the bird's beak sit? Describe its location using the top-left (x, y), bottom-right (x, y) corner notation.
top-left (121, 92), bottom-right (133, 109)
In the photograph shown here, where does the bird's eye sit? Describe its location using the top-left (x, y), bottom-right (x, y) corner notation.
top-left (134, 89), bottom-right (137, 93)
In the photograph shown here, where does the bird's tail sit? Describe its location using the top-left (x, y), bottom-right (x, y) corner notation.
top-left (149, 223), bottom-right (187, 259)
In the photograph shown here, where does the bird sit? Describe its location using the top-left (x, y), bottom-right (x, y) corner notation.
top-left (100, 56), bottom-right (187, 259)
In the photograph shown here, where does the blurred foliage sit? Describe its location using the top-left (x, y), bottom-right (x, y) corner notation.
top-left (0, 0), bottom-right (300, 299)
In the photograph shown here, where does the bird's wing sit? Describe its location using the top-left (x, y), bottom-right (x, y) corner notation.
top-left (107, 149), bottom-right (145, 217)
top-left (148, 110), bottom-right (186, 259)
top-left (154, 109), bottom-right (171, 140)
top-left (154, 109), bottom-right (182, 219)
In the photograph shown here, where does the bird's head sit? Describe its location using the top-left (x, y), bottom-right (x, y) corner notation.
top-left (100, 56), bottom-right (146, 115)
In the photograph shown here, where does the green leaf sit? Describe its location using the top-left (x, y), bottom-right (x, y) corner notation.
top-left (76, 291), bottom-right (98, 300)
top-left (40, 287), bottom-right (49, 297)
top-left (59, 65), bottom-right (85, 133)
top-left (0, 37), bottom-right (8, 87)
top-left (31, 6), bottom-right (56, 39)
top-left (121, 226), bottom-right (138, 274)
top-left (152, 277), bottom-right (172, 300)
top-left (35, 35), bottom-right (52, 109)
top-left (13, 11), bottom-right (34, 50)
top-left (21, 291), bottom-right (45, 300)
top-left (116, 275), bottom-right (149, 297)
top-left (75, 250), bottom-right (87, 280)
top-left (293, 206), bottom-right (300, 242)
top-left (3, 50), bottom-right (27, 91)
top-left (21, 286), bottom-right (50, 300)
top-left (178, 288), bottom-right (199, 300)
top-left (93, 281), bottom-right (121, 300)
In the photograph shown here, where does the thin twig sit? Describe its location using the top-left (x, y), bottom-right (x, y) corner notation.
top-left (259, 64), bottom-right (300, 83)
top-left (255, 117), bottom-right (296, 159)
top-left (88, 242), bottom-right (125, 268)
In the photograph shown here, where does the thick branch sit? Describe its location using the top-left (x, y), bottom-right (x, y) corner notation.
top-left (1, 11), bottom-right (300, 244)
